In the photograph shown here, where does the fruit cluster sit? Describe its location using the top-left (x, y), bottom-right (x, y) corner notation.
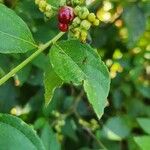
top-left (70, 6), bottom-right (100, 42)
top-left (52, 111), bottom-right (65, 142)
top-left (58, 6), bottom-right (75, 32)
top-left (35, 0), bottom-right (53, 18)
top-left (34, 0), bottom-right (100, 42)
top-left (67, 0), bottom-right (85, 6)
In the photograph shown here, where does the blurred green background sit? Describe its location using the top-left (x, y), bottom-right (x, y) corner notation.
top-left (0, 0), bottom-right (150, 149)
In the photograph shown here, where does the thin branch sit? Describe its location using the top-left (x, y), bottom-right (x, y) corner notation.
top-left (83, 126), bottom-right (108, 150)
top-left (0, 32), bottom-right (65, 86)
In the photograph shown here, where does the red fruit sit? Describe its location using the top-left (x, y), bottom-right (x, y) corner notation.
top-left (58, 23), bottom-right (69, 32)
top-left (58, 6), bottom-right (74, 24)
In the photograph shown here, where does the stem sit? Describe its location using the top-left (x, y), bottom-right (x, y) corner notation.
top-left (0, 32), bottom-right (65, 86)
top-left (83, 127), bottom-right (108, 150)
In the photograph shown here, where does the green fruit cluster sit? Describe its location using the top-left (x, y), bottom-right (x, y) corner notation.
top-left (70, 6), bottom-right (100, 42)
top-left (35, 0), bottom-right (53, 18)
top-left (67, 0), bottom-right (85, 6)
top-left (51, 110), bottom-right (65, 141)
top-left (79, 118), bottom-right (99, 132)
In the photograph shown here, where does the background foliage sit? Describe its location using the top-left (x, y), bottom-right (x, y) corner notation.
top-left (0, 0), bottom-right (150, 150)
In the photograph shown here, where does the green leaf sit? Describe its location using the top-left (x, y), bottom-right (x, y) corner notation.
top-left (0, 67), bottom-right (5, 78)
top-left (128, 136), bottom-right (140, 150)
top-left (32, 53), bottom-right (49, 71)
top-left (41, 123), bottom-right (61, 150)
top-left (102, 116), bottom-right (130, 141)
top-left (123, 5), bottom-right (146, 47)
top-left (142, 2), bottom-right (150, 17)
top-left (137, 85), bottom-right (150, 99)
top-left (137, 118), bottom-right (150, 134)
top-left (28, 69), bottom-right (43, 86)
top-left (0, 4), bottom-right (37, 53)
top-left (62, 119), bottom-right (78, 142)
top-left (0, 113), bottom-right (45, 150)
top-left (0, 81), bottom-right (18, 112)
top-left (44, 64), bottom-right (63, 105)
top-left (134, 136), bottom-right (150, 150)
top-left (43, 89), bottom-right (65, 117)
top-left (50, 40), bottom-right (110, 118)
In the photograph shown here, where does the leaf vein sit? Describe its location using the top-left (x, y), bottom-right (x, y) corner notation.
top-left (0, 30), bottom-right (38, 48)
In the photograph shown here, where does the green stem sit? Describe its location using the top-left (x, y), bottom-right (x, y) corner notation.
top-left (0, 32), bottom-right (65, 86)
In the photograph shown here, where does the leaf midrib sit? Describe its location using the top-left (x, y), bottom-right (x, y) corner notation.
top-left (55, 43), bottom-right (107, 91)
top-left (55, 43), bottom-right (108, 116)
top-left (0, 30), bottom-right (37, 48)
top-left (55, 43), bottom-right (87, 78)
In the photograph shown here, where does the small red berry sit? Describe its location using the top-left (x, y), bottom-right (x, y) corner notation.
top-left (58, 23), bottom-right (69, 32)
top-left (58, 6), bottom-right (75, 24)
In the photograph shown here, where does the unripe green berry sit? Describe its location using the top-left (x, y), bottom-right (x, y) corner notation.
top-left (81, 35), bottom-right (87, 42)
top-left (73, 27), bottom-right (81, 33)
top-left (59, 120), bottom-right (65, 126)
top-left (74, 6), bottom-right (81, 15)
top-left (52, 111), bottom-right (60, 117)
top-left (39, 0), bottom-right (47, 10)
top-left (72, 17), bottom-right (81, 27)
top-left (72, 0), bottom-right (85, 5)
top-left (74, 17), bottom-right (81, 24)
top-left (80, 20), bottom-right (91, 30)
top-left (35, 0), bottom-right (40, 5)
top-left (59, 0), bottom-right (66, 6)
top-left (55, 124), bottom-right (61, 133)
top-left (81, 29), bottom-right (87, 38)
top-left (81, 29), bottom-right (88, 42)
top-left (72, 0), bottom-right (79, 5)
top-left (45, 11), bottom-right (53, 18)
top-left (45, 4), bottom-right (52, 12)
top-left (39, 7), bottom-right (45, 12)
top-left (93, 19), bottom-right (100, 26)
top-left (74, 30), bottom-right (80, 38)
top-left (88, 13), bottom-right (96, 22)
top-left (79, 7), bottom-right (89, 19)
top-left (82, 7), bottom-right (89, 13)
